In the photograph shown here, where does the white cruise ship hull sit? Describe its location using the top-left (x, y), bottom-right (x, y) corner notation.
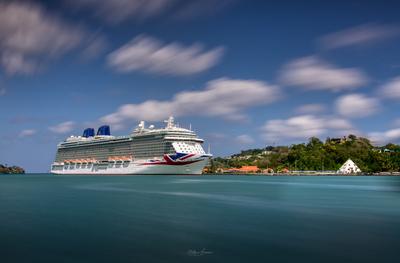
top-left (51, 154), bottom-right (211, 175)
top-left (51, 117), bottom-right (212, 175)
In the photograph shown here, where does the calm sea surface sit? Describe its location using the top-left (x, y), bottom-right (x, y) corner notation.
top-left (1, 174), bottom-right (400, 263)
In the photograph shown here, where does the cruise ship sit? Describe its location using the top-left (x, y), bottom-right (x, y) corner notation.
top-left (51, 117), bottom-right (212, 175)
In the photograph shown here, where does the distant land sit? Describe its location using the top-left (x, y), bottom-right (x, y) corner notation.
top-left (208, 135), bottom-right (400, 174)
top-left (0, 164), bottom-right (25, 174)
top-left (3, 135), bottom-right (399, 175)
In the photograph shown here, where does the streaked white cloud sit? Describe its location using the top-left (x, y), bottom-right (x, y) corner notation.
top-left (280, 57), bottom-right (367, 92)
top-left (261, 115), bottom-right (355, 141)
top-left (101, 78), bottom-right (280, 128)
top-left (67, 0), bottom-right (235, 24)
top-left (369, 128), bottom-right (400, 145)
top-left (335, 93), bottom-right (380, 118)
top-left (49, 121), bottom-right (76, 134)
top-left (381, 77), bottom-right (400, 99)
top-left (0, 2), bottom-right (84, 75)
top-left (68, 0), bottom-right (175, 24)
top-left (19, 129), bottom-right (36, 137)
top-left (172, 0), bottom-right (236, 20)
top-left (107, 35), bottom-right (224, 76)
top-left (1, 52), bottom-right (37, 75)
top-left (235, 134), bottom-right (254, 145)
top-left (295, 103), bottom-right (326, 114)
top-left (80, 34), bottom-right (109, 60)
top-left (320, 23), bottom-right (400, 50)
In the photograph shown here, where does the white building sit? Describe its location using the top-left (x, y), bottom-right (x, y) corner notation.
top-left (337, 159), bottom-right (362, 174)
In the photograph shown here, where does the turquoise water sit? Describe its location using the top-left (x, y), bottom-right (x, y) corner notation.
top-left (1, 175), bottom-right (400, 263)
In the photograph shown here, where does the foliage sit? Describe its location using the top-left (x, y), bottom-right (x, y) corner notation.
top-left (210, 135), bottom-right (400, 173)
top-left (0, 164), bottom-right (25, 174)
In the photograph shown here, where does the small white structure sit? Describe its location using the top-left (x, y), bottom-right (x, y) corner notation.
top-left (337, 159), bottom-right (361, 174)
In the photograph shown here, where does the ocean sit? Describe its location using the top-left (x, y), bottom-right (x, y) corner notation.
top-left (0, 174), bottom-right (399, 263)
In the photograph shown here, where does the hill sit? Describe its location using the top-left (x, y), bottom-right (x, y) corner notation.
top-left (211, 135), bottom-right (400, 173)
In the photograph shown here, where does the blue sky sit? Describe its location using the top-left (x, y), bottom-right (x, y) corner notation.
top-left (1, 0), bottom-right (400, 172)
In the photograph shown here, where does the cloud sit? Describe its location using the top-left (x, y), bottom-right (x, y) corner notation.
top-left (172, 0), bottom-right (236, 20)
top-left (335, 93), bottom-right (380, 118)
top-left (369, 128), bottom-right (400, 145)
top-left (49, 121), bottom-right (76, 134)
top-left (101, 78), bottom-right (280, 128)
top-left (369, 118), bottom-right (400, 144)
top-left (295, 103), bottom-right (326, 114)
top-left (261, 115), bottom-right (355, 142)
top-left (235, 134), bottom-right (254, 145)
top-left (68, 0), bottom-right (175, 24)
top-left (19, 129), bottom-right (36, 137)
top-left (0, 2), bottom-right (84, 75)
top-left (1, 52), bottom-right (37, 75)
top-left (280, 57), bottom-right (367, 92)
top-left (80, 34), bottom-right (109, 60)
top-left (107, 35), bottom-right (224, 76)
top-left (381, 77), bottom-right (400, 99)
top-left (320, 23), bottom-right (400, 50)
top-left (67, 0), bottom-right (235, 24)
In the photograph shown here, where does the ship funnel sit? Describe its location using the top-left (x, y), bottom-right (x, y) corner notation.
top-left (97, 125), bottom-right (111, 136)
top-left (82, 128), bottom-right (95, 138)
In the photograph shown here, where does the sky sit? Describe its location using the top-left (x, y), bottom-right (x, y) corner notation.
top-left (1, 0), bottom-right (400, 172)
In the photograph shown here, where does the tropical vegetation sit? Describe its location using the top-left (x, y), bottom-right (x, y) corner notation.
top-left (210, 135), bottom-right (400, 173)
top-left (0, 164), bottom-right (25, 174)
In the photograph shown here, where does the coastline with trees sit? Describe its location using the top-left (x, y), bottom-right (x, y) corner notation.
top-left (0, 164), bottom-right (25, 174)
top-left (208, 135), bottom-right (400, 174)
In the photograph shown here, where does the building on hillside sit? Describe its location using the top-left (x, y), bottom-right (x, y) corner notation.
top-left (261, 150), bottom-right (273, 155)
top-left (373, 148), bottom-right (399, 153)
top-left (328, 136), bottom-right (350, 144)
top-left (337, 159), bottom-right (361, 174)
top-left (262, 168), bottom-right (274, 174)
top-left (222, 166), bottom-right (260, 174)
top-left (237, 166), bottom-right (260, 173)
top-left (202, 166), bottom-right (212, 174)
top-left (222, 168), bottom-right (240, 173)
top-left (215, 168), bottom-right (225, 174)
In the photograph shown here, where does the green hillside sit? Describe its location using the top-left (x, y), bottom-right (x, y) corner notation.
top-left (0, 164), bottom-right (25, 174)
top-left (211, 135), bottom-right (400, 173)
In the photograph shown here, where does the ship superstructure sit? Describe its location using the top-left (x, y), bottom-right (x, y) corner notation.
top-left (51, 117), bottom-right (211, 175)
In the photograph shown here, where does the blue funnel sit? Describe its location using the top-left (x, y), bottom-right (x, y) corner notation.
top-left (82, 128), bottom-right (95, 137)
top-left (97, 125), bottom-right (111, 136)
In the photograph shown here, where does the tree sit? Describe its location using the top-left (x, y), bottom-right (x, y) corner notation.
top-left (212, 135), bottom-right (400, 173)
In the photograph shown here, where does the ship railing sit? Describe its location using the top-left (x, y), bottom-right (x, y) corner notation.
top-left (108, 155), bottom-right (133, 162)
top-left (63, 158), bottom-right (97, 164)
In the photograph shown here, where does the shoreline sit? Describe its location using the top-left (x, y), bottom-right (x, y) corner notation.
top-left (205, 172), bottom-right (400, 176)
top-left (2, 172), bottom-right (400, 176)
